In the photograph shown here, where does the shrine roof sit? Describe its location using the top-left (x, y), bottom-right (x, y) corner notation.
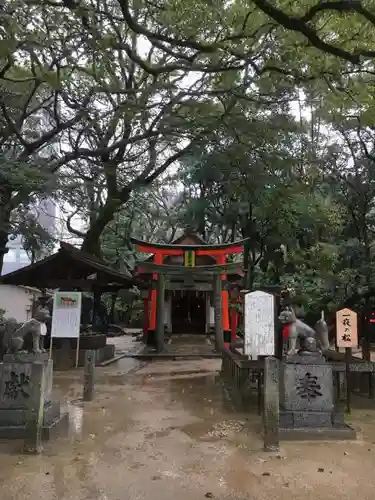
top-left (0, 242), bottom-right (138, 291)
top-left (130, 232), bottom-right (249, 252)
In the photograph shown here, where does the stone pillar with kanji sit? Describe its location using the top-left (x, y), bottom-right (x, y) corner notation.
top-left (0, 353), bottom-right (68, 441)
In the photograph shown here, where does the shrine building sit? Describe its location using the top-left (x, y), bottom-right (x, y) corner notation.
top-left (131, 230), bottom-right (246, 345)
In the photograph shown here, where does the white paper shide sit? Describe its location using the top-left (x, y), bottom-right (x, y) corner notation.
top-left (244, 291), bottom-right (275, 358)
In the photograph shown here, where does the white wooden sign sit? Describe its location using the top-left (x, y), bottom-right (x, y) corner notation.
top-left (51, 291), bottom-right (82, 338)
top-left (244, 291), bottom-right (275, 358)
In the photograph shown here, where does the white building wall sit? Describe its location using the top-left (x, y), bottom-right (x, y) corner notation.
top-left (0, 285), bottom-right (42, 323)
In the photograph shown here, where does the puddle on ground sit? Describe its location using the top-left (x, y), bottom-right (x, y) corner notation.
top-left (2, 358), bottom-right (375, 500)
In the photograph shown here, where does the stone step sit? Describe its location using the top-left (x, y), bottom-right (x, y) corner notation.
top-left (280, 410), bottom-right (344, 428)
top-left (42, 411), bottom-right (69, 440)
top-left (279, 426), bottom-right (357, 441)
top-left (0, 400), bottom-right (61, 427)
top-left (0, 410), bottom-right (69, 440)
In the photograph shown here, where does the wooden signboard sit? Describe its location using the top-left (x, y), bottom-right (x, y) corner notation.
top-left (336, 308), bottom-right (358, 348)
top-left (50, 291), bottom-right (82, 367)
top-left (51, 292), bottom-right (82, 339)
top-left (244, 291), bottom-right (275, 358)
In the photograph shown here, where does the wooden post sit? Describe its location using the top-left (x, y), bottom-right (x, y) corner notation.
top-left (75, 335), bottom-right (80, 368)
top-left (362, 309), bottom-right (371, 361)
top-left (345, 347), bottom-right (352, 414)
top-left (230, 305), bottom-right (238, 343)
top-left (109, 291), bottom-right (117, 323)
top-left (92, 288), bottom-right (102, 331)
top-left (263, 356), bottom-right (280, 452)
top-left (335, 371), bottom-right (341, 399)
top-left (150, 253), bottom-right (163, 332)
top-left (49, 337), bottom-right (53, 360)
top-left (275, 295), bottom-right (283, 360)
top-left (23, 362), bottom-right (45, 454)
top-left (257, 366), bottom-right (262, 415)
top-left (216, 255), bottom-right (229, 334)
top-left (83, 349), bottom-right (95, 401)
top-left (336, 308), bottom-right (358, 414)
top-left (143, 295), bottom-right (149, 338)
top-left (213, 274), bottom-right (223, 352)
top-left (156, 273), bottom-right (165, 353)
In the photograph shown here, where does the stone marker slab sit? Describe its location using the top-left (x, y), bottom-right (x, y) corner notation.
top-left (244, 291), bottom-right (275, 358)
top-left (263, 356), bottom-right (280, 451)
top-left (0, 356), bottom-right (53, 408)
top-left (23, 361), bottom-right (45, 453)
top-left (279, 357), bottom-right (356, 440)
top-left (281, 362), bottom-right (334, 412)
top-left (0, 356), bottom-right (68, 440)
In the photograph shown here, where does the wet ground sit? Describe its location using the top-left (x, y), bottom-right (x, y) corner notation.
top-left (112, 332), bottom-right (219, 357)
top-left (1, 354), bottom-right (375, 499)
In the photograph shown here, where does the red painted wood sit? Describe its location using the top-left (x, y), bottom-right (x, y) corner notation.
top-left (196, 246), bottom-right (244, 256)
top-left (216, 254), bottom-right (230, 331)
top-left (135, 246), bottom-right (183, 256)
top-left (149, 253), bottom-right (163, 330)
top-left (131, 236), bottom-right (248, 253)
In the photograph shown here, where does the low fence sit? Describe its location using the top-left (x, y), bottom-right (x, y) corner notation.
top-left (221, 348), bottom-right (264, 413)
top-left (325, 350), bottom-right (375, 400)
top-left (221, 347), bottom-right (375, 413)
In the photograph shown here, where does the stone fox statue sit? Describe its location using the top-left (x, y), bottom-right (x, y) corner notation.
top-left (0, 305), bottom-right (50, 358)
top-left (278, 307), bottom-right (330, 355)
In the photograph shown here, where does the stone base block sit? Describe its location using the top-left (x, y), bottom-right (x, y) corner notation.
top-left (0, 357), bottom-right (53, 407)
top-left (53, 344), bottom-right (115, 369)
top-left (0, 401), bottom-right (60, 427)
top-left (42, 411), bottom-right (69, 440)
top-left (280, 410), bottom-right (346, 428)
top-left (279, 425), bottom-right (356, 441)
top-left (279, 409), bottom-right (356, 440)
top-left (3, 353), bottom-right (50, 363)
top-left (0, 401), bottom-right (69, 440)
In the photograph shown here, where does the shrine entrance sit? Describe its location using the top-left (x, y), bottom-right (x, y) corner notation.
top-left (171, 291), bottom-right (206, 334)
top-left (131, 229), bottom-right (248, 352)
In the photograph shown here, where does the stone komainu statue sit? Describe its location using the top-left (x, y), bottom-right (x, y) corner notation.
top-left (278, 307), bottom-right (330, 355)
top-left (0, 305), bottom-right (51, 359)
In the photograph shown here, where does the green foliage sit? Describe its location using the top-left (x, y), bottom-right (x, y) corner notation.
top-left (16, 212), bottom-right (56, 263)
top-left (1, 0), bottom-right (375, 323)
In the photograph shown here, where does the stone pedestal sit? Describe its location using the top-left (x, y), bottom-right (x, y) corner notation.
top-left (52, 343), bottom-right (115, 369)
top-left (279, 354), bottom-right (356, 440)
top-left (0, 353), bottom-right (68, 440)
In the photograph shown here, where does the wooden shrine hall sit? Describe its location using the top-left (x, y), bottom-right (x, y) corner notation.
top-left (131, 231), bottom-right (248, 350)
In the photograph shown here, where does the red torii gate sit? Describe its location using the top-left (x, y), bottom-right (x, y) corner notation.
top-left (131, 236), bottom-right (248, 345)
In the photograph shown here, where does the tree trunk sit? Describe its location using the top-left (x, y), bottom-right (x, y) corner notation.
top-left (109, 292), bottom-right (117, 324)
top-left (362, 220), bottom-right (372, 360)
top-left (0, 202), bottom-right (12, 274)
top-left (80, 199), bottom-right (123, 257)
